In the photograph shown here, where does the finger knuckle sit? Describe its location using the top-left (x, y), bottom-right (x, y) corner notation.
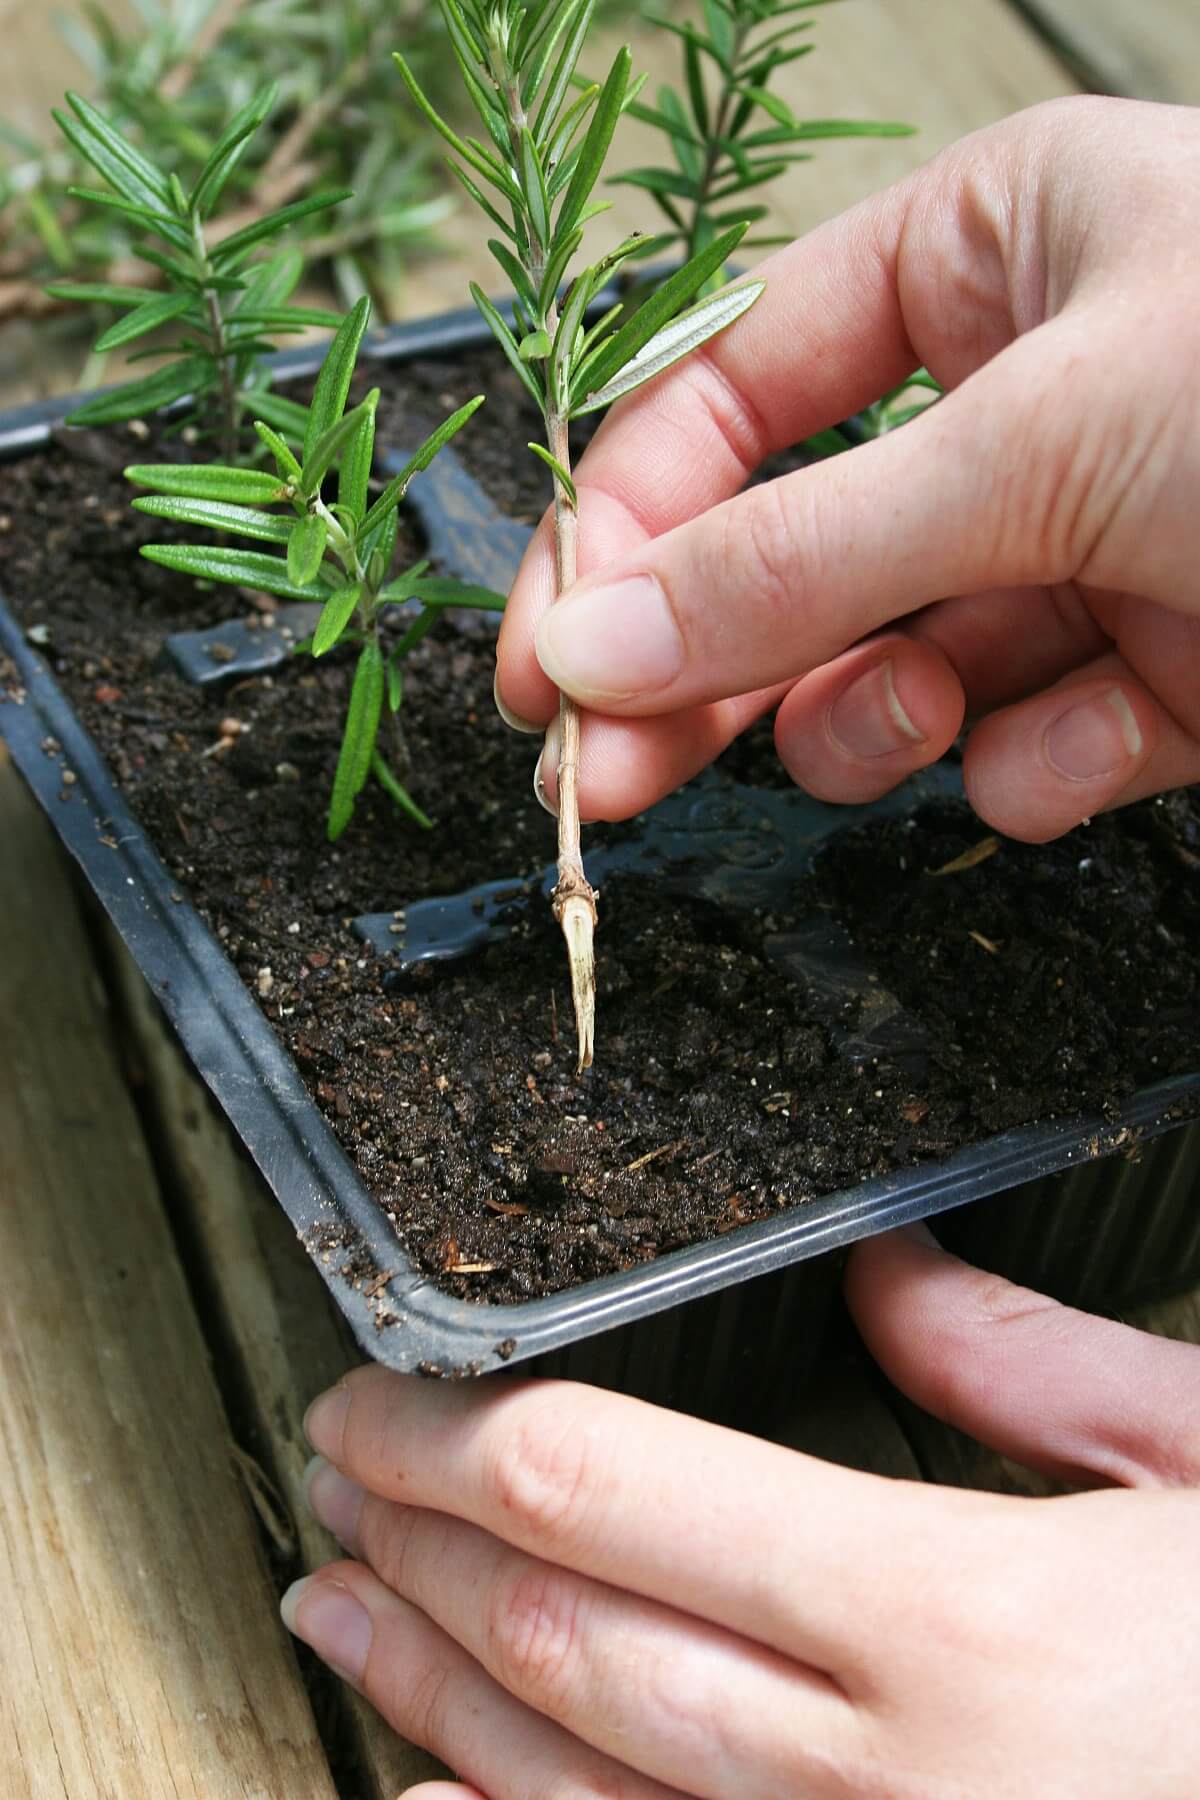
top-left (357, 1496), bottom-right (421, 1595)
top-left (722, 478), bottom-right (804, 642)
top-left (339, 1365), bottom-right (405, 1477)
top-left (678, 347), bottom-right (771, 479)
top-left (483, 1395), bottom-right (603, 1552)
top-left (486, 1557), bottom-right (586, 1715)
top-left (966, 1269), bottom-right (1059, 1330)
top-left (1002, 338), bottom-right (1169, 586)
top-left (398, 1658), bottom-right (453, 1754)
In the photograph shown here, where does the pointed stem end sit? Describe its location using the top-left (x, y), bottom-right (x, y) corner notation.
top-left (554, 887), bottom-right (596, 1073)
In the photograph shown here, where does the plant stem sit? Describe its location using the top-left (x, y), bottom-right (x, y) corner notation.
top-left (317, 496), bottom-right (414, 774)
top-left (547, 406), bottom-right (597, 1071)
top-left (192, 212), bottom-right (239, 463)
top-left (484, 25), bottom-right (597, 1068)
top-left (686, 7), bottom-right (753, 262)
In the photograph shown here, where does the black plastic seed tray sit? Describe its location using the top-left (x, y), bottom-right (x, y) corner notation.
top-left (2, 307), bottom-right (1198, 1427)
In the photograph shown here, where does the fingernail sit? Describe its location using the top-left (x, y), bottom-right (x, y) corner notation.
top-left (1045, 688), bottom-right (1142, 781)
top-left (828, 659), bottom-right (925, 760)
top-left (533, 717), bottom-right (559, 817)
top-left (535, 576), bottom-right (683, 700)
top-left (303, 1381), bottom-right (351, 1459)
top-left (304, 1454), bottom-right (365, 1551)
top-left (493, 670), bottom-right (542, 735)
top-left (281, 1576), bottom-right (372, 1684)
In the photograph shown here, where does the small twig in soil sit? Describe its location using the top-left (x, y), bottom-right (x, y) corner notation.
top-left (930, 836), bottom-right (1000, 877)
top-left (625, 1138), bottom-right (689, 1173)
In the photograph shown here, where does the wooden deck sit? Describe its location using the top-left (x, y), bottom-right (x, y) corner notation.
top-left (3, 3), bottom-right (1199, 1792)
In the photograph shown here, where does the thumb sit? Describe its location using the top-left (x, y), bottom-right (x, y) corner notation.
top-left (845, 1224), bottom-right (1200, 1489)
top-left (533, 315), bottom-right (1118, 716)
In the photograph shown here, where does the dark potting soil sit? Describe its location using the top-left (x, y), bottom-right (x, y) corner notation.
top-left (3, 344), bottom-right (1199, 1305)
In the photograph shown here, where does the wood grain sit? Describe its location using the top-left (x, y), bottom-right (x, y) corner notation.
top-left (102, 916), bottom-right (447, 1797)
top-left (1015, 0), bottom-right (1200, 105)
top-left (0, 746), bottom-right (337, 1800)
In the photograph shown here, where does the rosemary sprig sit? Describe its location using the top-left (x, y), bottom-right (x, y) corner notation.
top-left (398, 0), bottom-right (765, 1068)
top-left (127, 298), bottom-right (503, 837)
top-left (46, 85), bottom-right (349, 460)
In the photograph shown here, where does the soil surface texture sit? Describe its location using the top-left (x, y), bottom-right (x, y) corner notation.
top-left (3, 343), bottom-right (1199, 1303)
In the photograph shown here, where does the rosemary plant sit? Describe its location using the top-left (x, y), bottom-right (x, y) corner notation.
top-left (46, 85), bottom-right (349, 460)
top-left (3, 0), bottom-right (642, 319)
top-left (127, 297), bottom-right (504, 838)
top-left (621, 0), bottom-right (913, 278)
top-left (398, 0), bottom-right (765, 1069)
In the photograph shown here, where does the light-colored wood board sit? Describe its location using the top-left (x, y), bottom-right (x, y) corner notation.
top-left (1016, 0), bottom-right (1200, 105)
top-left (102, 917), bottom-right (447, 1797)
top-left (0, 746), bottom-right (337, 1800)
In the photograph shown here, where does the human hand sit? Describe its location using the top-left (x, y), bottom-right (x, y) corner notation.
top-left (284, 1227), bottom-right (1200, 1798)
top-left (496, 96), bottom-right (1200, 843)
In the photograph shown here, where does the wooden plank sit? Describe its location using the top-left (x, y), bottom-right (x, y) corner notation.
top-left (101, 915), bottom-right (447, 1797)
top-left (1014, 0), bottom-right (1200, 105)
top-left (0, 747), bottom-right (337, 1800)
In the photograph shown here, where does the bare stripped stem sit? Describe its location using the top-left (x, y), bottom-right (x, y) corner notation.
top-left (547, 408), bottom-right (596, 1069)
top-left (398, 0), bottom-right (766, 1068)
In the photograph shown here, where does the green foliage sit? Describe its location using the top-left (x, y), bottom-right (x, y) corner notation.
top-left (46, 86), bottom-right (347, 459)
top-left (397, 1), bottom-right (765, 442)
top-left (127, 298), bottom-right (503, 839)
top-left (2, 0), bottom-right (641, 319)
top-left (621, 0), bottom-right (915, 281)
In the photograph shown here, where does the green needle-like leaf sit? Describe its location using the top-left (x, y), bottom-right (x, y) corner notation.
top-left (573, 276), bottom-right (764, 413)
top-left (93, 292), bottom-right (197, 353)
top-left (300, 394), bottom-right (376, 498)
top-left (527, 441), bottom-right (578, 508)
top-left (519, 127), bottom-right (552, 247)
top-left (66, 357), bottom-right (208, 427)
top-left (44, 281), bottom-right (160, 307)
top-left (380, 574), bottom-right (506, 610)
top-left (328, 641), bottom-right (385, 840)
top-left (469, 285), bottom-right (544, 408)
top-left (211, 190), bottom-right (354, 268)
top-left (371, 751), bottom-right (434, 831)
top-left (139, 543), bottom-right (335, 603)
top-left (555, 43), bottom-right (631, 239)
top-left (132, 497), bottom-right (293, 543)
top-left (254, 422), bottom-right (304, 485)
top-left (570, 221), bottom-right (749, 404)
top-left (54, 91), bottom-right (172, 212)
top-left (125, 463), bottom-right (290, 504)
top-left (288, 512), bottom-right (329, 585)
top-left (303, 296), bottom-right (371, 465)
top-left (312, 583), bottom-right (364, 656)
top-left (63, 187), bottom-right (194, 248)
top-left (338, 396), bottom-right (377, 525)
top-left (190, 82), bottom-right (278, 218)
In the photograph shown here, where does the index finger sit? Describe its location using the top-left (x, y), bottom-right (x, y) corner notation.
top-left (495, 112), bottom-right (1025, 724)
top-left (304, 1366), bottom-right (992, 1678)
